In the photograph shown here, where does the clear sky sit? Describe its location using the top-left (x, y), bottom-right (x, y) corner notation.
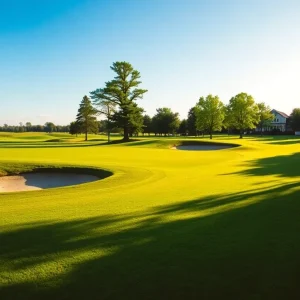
top-left (1, 0), bottom-right (299, 125)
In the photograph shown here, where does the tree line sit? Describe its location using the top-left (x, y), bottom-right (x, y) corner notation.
top-left (72, 61), bottom-right (300, 141)
top-left (0, 122), bottom-right (69, 133)
top-left (2, 61), bottom-right (300, 139)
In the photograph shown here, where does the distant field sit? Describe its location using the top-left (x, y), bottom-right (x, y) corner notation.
top-left (0, 133), bottom-right (300, 299)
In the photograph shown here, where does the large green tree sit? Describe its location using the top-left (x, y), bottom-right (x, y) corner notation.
top-left (187, 107), bottom-right (197, 136)
top-left (44, 122), bottom-right (56, 133)
top-left (90, 98), bottom-right (116, 143)
top-left (142, 115), bottom-right (152, 136)
top-left (227, 93), bottom-right (259, 138)
top-left (69, 121), bottom-right (81, 137)
top-left (90, 61), bottom-right (147, 142)
top-left (112, 103), bottom-right (144, 137)
top-left (76, 95), bottom-right (98, 141)
top-left (290, 108), bottom-right (300, 131)
top-left (195, 94), bottom-right (225, 139)
top-left (152, 107), bottom-right (180, 136)
top-left (178, 119), bottom-right (188, 135)
top-left (257, 102), bottom-right (274, 135)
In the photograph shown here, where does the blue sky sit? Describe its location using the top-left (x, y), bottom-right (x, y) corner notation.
top-left (1, 0), bottom-right (299, 125)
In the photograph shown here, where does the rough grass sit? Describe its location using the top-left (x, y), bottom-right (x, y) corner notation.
top-left (0, 133), bottom-right (300, 299)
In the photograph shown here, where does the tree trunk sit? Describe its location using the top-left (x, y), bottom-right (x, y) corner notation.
top-left (123, 125), bottom-right (129, 142)
top-left (107, 107), bottom-right (111, 143)
top-left (210, 132), bottom-right (212, 139)
top-left (239, 129), bottom-right (243, 139)
top-left (85, 120), bottom-right (88, 141)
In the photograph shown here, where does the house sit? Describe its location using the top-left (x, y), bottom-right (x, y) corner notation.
top-left (255, 109), bottom-right (290, 132)
top-left (270, 109), bottom-right (289, 132)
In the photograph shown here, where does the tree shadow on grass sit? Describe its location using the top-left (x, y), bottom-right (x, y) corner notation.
top-left (1, 182), bottom-right (300, 300)
top-left (122, 140), bottom-right (159, 147)
top-left (248, 136), bottom-right (300, 145)
top-left (267, 140), bottom-right (300, 145)
top-left (223, 152), bottom-right (300, 178)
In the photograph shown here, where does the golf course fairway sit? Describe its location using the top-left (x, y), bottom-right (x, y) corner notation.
top-left (1, 133), bottom-right (300, 299)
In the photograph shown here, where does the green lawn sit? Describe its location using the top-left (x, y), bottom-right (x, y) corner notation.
top-left (0, 133), bottom-right (300, 299)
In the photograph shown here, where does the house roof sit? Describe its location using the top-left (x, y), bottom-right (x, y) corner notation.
top-left (272, 109), bottom-right (289, 118)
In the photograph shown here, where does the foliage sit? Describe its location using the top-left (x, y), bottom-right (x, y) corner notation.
top-left (76, 95), bottom-right (98, 141)
top-left (90, 61), bottom-right (147, 141)
top-left (142, 115), bottom-right (152, 135)
top-left (44, 122), bottom-right (56, 133)
top-left (112, 103), bottom-right (144, 136)
top-left (187, 106), bottom-right (197, 136)
top-left (290, 108), bottom-right (300, 131)
top-left (257, 103), bottom-right (274, 134)
top-left (227, 92), bottom-right (259, 138)
top-left (69, 121), bottom-right (81, 136)
top-left (90, 91), bottom-right (116, 143)
top-left (152, 107), bottom-right (180, 135)
top-left (177, 119), bottom-right (187, 135)
top-left (195, 94), bottom-right (225, 139)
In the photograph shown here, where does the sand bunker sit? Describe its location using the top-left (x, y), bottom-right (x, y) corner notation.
top-left (0, 172), bottom-right (99, 193)
top-left (172, 144), bottom-right (235, 151)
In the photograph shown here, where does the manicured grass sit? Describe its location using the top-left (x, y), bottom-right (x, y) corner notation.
top-left (0, 134), bottom-right (300, 299)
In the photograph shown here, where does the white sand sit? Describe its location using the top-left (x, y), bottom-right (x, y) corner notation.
top-left (172, 145), bottom-right (234, 151)
top-left (0, 173), bottom-right (99, 193)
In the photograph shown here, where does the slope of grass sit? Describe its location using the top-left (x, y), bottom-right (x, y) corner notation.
top-left (0, 134), bottom-right (300, 299)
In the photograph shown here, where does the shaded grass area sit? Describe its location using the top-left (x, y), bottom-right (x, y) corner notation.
top-left (248, 135), bottom-right (300, 145)
top-left (225, 152), bottom-right (300, 177)
top-left (119, 138), bottom-right (240, 149)
top-left (1, 182), bottom-right (300, 300)
top-left (0, 141), bottom-right (106, 148)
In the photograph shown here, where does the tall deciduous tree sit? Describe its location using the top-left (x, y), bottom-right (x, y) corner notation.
top-left (25, 122), bottom-right (32, 131)
top-left (257, 103), bottom-right (274, 135)
top-left (195, 95), bottom-right (225, 139)
top-left (69, 121), bottom-right (81, 137)
top-left (152, 107), bottom-right (180, 136)
top-left (227, 93), bottom-right (259, 138)
top-left (44, 122), bottom-right (56, 133)
top-left (178, 119), bottom-right (188, 135)
top-left (90, 97), bottom-right (116, 142)
top-left (90, 61), bottom-right (147, 142)
top-left (223, 105), bottom-right (233, 135)
top-left (290, 108), bottom-right (300, 131)
top-left (143, 115), bottom-right (152, 136)
top-left (187, 107), bottom-right (197, 136)
top-left (76, 95), bottom-right (98, 141)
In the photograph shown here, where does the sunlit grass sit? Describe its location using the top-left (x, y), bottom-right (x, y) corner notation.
top-left (0, 133), bottom-right (300, 299)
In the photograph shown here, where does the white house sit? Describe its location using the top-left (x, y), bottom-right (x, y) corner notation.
top-left (256, 109), bottom-right (289, 132)
top-left (270, 109), bottom-right (289, 132)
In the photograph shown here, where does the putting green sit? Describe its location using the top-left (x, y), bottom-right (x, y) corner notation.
top-left (0, 133), bottom-right (300, 299)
